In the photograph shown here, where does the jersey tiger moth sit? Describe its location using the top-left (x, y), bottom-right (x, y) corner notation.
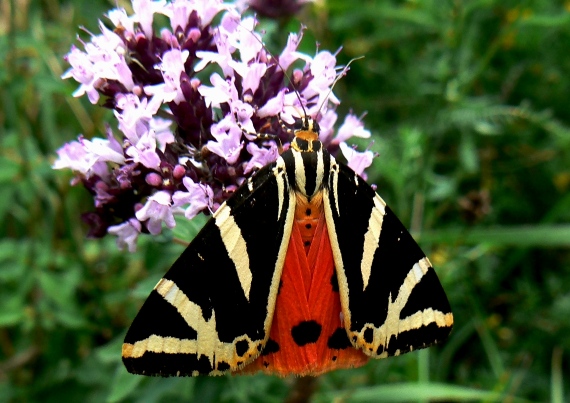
top-left (121, 113), bottom-right (454, 376)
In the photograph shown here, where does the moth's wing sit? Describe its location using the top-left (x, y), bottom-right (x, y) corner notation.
top-left (323, 160), bottom-right (453, 358)
top-left (122, 160), bottom-right (295, 376)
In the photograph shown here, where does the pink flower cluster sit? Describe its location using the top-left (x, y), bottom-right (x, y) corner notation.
top-left (54, 0), bottom-right (372, 251)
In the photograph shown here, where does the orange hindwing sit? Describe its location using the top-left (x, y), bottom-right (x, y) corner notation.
top-left (242, 196), bottom-right (368, 376)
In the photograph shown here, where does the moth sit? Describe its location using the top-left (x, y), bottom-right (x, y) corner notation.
top-left (122, 113), bottom-right (454, 376)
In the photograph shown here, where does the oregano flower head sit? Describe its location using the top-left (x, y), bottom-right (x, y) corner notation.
top-left (54, 0), bottom-right (371, 251)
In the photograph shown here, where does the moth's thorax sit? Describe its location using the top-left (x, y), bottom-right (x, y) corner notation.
top-left (282, 143), bottom-right (331, 201)
top-left (290, 116), bottom-right (321, 153)
top-left (291, 136), bottom-right (322, 153)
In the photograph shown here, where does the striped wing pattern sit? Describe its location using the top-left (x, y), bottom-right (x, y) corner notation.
top-left (122, 159), bottom-right (296, 376)
top-left (324, 162), bottom-right (453, 358)
top-left (122, 120), bottom-right (453, 376)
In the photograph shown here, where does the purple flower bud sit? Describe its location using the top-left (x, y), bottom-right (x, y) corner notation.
top-left (145, 172), bottom-right (163, 186)
top-left (94, 185), bottom-right (114, 208)
top-left (160, 29), bottom-right (179, 47)
top-left (173, 164), bottom-right (186, 179)
top-left (190, 78), bottom-right (201, 89)
top-left (188, 28), bottom-right (201, 43)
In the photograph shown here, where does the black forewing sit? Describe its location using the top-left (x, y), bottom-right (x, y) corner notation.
top-left (325, 161), bottom-right (452, 358)
top-left (123, 161), bottom-right (294, 376)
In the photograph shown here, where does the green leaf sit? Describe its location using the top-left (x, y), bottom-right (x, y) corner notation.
top-left (172, 214), bottom-right (208, 244)
top-left (418, 225), bottom-right (570, 247)
top-left (107, 365), bottom-right (143, 403)
top-left (55, 309), bottom-right (88, 329)
top-left (97, 337), bottom-right (124, 365)
top-left (0, 156), bottom-right (21, 183)
top-left (131, 274), bottom-right (161, 299)
top-left (38, 270), bottom-right (79, 307)
top-left (317, 383), bottom-right (530, 402)
top-left (459, 132), bottom-right (479, 173)
top-left (0, 310), bottom-right (24, 327)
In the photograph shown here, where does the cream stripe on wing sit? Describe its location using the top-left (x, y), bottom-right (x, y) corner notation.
top-left (214, 205), bottom-right (251, 300)
top-left (397, 308), bottom-right (453, 333)
top-left (262, 186), bottom-right (296, 338)
top-left (274, 157), bottom-right (287, 221)
top-left (348, 257), bottom-right (453, 357)
top-left (360, 194), bottom-right (387, 290)
top-left (329, 159), bottom-right (340, 216)
top-left (292, 149), bottom-right (306, 195)
top-left (323, 186), bottom-right (352, 331)
top-left (313, 148), bottom-right (325, 196)
top-left (122, 279), bottom-right (262, 375)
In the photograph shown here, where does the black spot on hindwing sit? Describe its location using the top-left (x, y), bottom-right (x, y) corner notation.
top-left (291, 320), bottom-right (322, 346)
top-left (261, 338), bottom-right (280, 356)
top-left (327, 327), bottom-right (351, 350)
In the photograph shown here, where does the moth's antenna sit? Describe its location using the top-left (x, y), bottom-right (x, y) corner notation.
top-left (236, 17), bottom-right (309, 123)
top-left (314, 56), bottom-right (364, 121)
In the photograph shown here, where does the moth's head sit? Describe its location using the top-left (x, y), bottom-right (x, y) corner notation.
top-left (293, 116), bottom-right (320, 136)
top-left (291, 116), bottom-right (321, 152)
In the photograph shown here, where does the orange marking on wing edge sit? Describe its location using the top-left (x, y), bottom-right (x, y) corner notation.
top-left (240, 212), bottom-right (369, 376)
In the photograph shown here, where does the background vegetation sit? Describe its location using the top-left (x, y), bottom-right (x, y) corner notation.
top-left (1, 0), bottom-right (569, 401)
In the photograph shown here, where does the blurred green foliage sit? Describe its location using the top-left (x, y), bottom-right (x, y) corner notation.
top-left (1, 0), bottom-right (569, 401)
